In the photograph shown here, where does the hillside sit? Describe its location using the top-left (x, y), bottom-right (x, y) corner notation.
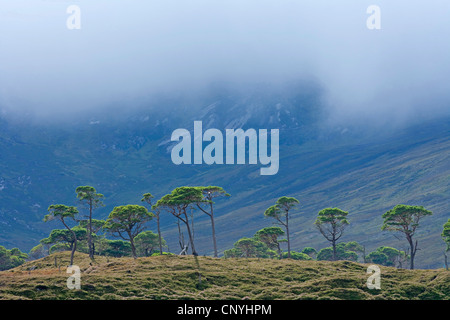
top-left (0, 91), bottom-right (449, 268)
top-left (0, 252), bottom-right (448, 300)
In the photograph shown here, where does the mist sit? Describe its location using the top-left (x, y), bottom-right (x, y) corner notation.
top-left (1, 0), bottom-right (449, 125)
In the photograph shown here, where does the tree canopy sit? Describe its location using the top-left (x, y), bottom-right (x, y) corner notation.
top-left (381, 204), bottom-right (432, 269)
top-left (0, 246), bottom-right (28, 271)
top-left (44, 204), bottom-right (79, 265)
top-left (154, 187), bottom-right (204, 256)
top-left (314, 208), bottom-right (349, 261)
top-left (264, 196), bottom-right (299, 258)
top-left (76, 186), bottom-right (104, 259)
top-left (105, 205), bottom-right (154, 259)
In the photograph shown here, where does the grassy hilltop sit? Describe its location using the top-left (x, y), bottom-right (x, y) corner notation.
top-left (0, 252), bottom-right (448, 300)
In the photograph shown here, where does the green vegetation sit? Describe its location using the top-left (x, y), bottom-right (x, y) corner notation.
top-left (0, 246), bottom-right (28, 271)
top-left (264, 197), bottom-right (299, 259)
top-left (301, 247), bottom-right (318, 259)
top-left (104, 205), bottom-right (153, 259)
top-left (76, 186), bottom-right (104, 259)
top-left (314, 208), bottom-right (349, 261)
top-left (366, 247), bottom-right (408, 268)
top-left (41, 227), bottom-right (87, 255)
top-left (1, 182), bottom-right (443, 279)
top-left (0, 180), bottom-right (446, 302)
top-left (254, 227), bottom-right (285, 258)
top-left (154, 187), bottom-right (204, 256)
top-left (442, 219), bottom-right (450, 270)
top-left (141, 193), bottom-right (164, 256)
top-left (317, 243), bottom-right (357, 262)
top-left (194, 186), bottom-right (230, 258)
top-left (381, 205), bottom-right (433, 269)
top-left (99, 240), bottom-right (132, 257)
top-left (44, 204), bottom-right (79, 266)
top-left (281, 251), bottom-right (311, 260)
top-left (135, 231), bottom-right (167, 257)
top-left (0, 115), bottom-right (448, 270)
top-left (224, 237), bottom-right (277, 259)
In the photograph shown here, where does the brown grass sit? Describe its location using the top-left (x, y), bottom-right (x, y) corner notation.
top-left (0, 252), bottom-right (448, 300)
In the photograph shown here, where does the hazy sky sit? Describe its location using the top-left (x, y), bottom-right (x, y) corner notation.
top-left (1, 0), bottom-right (449, 123)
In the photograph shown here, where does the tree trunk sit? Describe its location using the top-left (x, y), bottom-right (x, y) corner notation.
top-left (210, 201), bottom-right (218, 258)
top-left (157, 213), bottom-right (163, 255)
top-left (277, 243), bottom-right (282, 259)
top-left (444, 251), bottom-right (448, 271)
top-left (285, 211), bottom-right (291, 259)
top-left (70, 233), bottom-right (77, 266)
top-left (62, 218), bottom-right (77, 266)
top-left (362, 245), bottom-right (367, 263)
top-left (88, 200), bottom-right (94, 259)
top-left (129, 233), bottom-right (137, 259)
top-left (332, 238), bottom-right (337, 261)
top-left (408, 236), bottom-right (416, 270)
top-left (184, 213), bottom-right (198, 256)
top-left (177, 219), bottom-right (184, 250)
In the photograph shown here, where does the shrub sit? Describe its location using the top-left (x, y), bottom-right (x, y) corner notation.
top-left (282, 251), bottom-right (312, 260)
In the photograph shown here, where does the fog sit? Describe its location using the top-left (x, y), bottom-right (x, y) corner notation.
top-left (1, 0), bottom-right (450, 124)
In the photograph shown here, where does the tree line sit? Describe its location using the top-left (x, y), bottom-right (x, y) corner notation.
top-left (28, 185), bottom-right (229, 266)
top-left (0, 185), bottom-right (449, 271)
top-left (226, 198), bottom-right (447, 270)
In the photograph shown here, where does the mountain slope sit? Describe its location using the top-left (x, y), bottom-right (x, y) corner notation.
top-left (0, 90), bottom-right (448, 268)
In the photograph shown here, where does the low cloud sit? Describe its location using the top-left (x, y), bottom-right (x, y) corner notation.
top-left (0, 0), bottom-right (449, 123)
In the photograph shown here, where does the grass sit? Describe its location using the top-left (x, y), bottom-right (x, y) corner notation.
top-left (0, 252), bottom-right (448, 300)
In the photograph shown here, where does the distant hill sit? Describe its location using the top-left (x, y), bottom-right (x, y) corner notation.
top-left (1, 252), bottom-right (448, 300)
top-left (0, 87), bottom-right (448, 268)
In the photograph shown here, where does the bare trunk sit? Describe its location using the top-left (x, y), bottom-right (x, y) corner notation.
top-left (197, 200), bottom-right (218, 258)
top-left (277, 242), bottom-right (282, 259)
top-left (184, 213), bottom-right (198, 256)
top-left (286, 212), bottom-right (291, 259)
top-left (157, 213), bottom-right (163, 255)
top-left (70, 234), bottom-right (77, 266)
top-left (362, 245), bottom-right (367, 263)
top-left (88, 199), bottom-right (94, 259)
top-left (407, 236), bottom-right (416, 270)
top-left (332, 238), bottom-right (337, 261)
top-left (177, 219), bottom-right (186, 251)
top-left (128, 231), bottom-right (137, 259)
top-left (210, 202), bottom-right (218, 258)
top-left (444, 251), bottom-right (448, 271)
